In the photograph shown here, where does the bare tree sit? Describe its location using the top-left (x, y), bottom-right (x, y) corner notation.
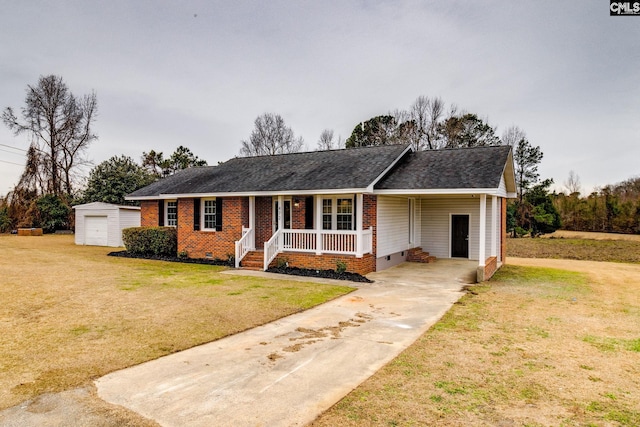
top-left (501, 125), bottom-right (527, 147)
top-left (424, 96), bottom-right (445, 149)
top-left (317, 129), bottom-right (335, 151)
top-left (390, 96), bottom-right (445, 150)
top-left (564, 170), bottom-right (581, 195)
top-left (240, 113), bottom-right (304, 156)
top-left (2, 75), bottom-right (97, 198)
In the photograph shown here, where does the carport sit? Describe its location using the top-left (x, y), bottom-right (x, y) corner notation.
top-left (95, 260), bottom-right (476, 427)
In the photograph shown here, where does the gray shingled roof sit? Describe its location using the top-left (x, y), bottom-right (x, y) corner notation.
top-left (375, 145), bottom-right (512, 190)
top-left (128, 144), bottom-right (410, 198)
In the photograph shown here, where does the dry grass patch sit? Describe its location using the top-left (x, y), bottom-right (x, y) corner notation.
top-left (507, 236), bottom-right (640, 263)
top-left (0, 235), bottom-right (353, 410)
top-left (313, 260), bottom-right (640, 426)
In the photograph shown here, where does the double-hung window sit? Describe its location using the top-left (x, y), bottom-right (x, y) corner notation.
top-left (166, 201), bottom-right (177, 227)
top-left (203, 199), bottom-right (216, 230)
top-left (336, 198), bottom-right (353, 230)
top-left (322, 199), bottom-right (333, 230)
top-left (322, 196), bottom-right (354, 230)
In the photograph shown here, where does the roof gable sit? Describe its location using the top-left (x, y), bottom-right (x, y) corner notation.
top-left (374, 145), bottom-right (514, 191)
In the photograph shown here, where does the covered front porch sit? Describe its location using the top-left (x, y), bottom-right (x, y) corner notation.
top-left (234, 194), bottom-right (374, 271)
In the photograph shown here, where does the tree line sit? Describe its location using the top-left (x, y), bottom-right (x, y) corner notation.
top-left (1, 76), bottom-right (563, 237)
top-left (554, 173), bottom-right (640, 234)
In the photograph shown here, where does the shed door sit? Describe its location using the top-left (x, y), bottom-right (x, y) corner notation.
top-left (451, 215), bottom-right (469, 258)
top-left (85, 216), bottom-right (108, 246)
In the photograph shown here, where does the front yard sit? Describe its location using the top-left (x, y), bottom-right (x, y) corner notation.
top-left (0, 235), bottom-right (353, 410)
top-left (313, 239), bottom-right (640, 426)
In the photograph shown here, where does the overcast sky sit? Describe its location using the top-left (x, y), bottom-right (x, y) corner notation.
top-left (1, 0), bottom-right (638, 196)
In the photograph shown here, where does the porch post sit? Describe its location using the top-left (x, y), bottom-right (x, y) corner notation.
top-left (277, 195), bottom-right (284, 248)
top-left (356, 193), bottom-right (364, 257)
top-left (249, 196), bottom-right (256, 250)
top-left (315, 194), bottom-right (322, 255)
top-left (478, 194), bottom-right (486, 267)
top-left (490, 196), bottom-right (497, 257)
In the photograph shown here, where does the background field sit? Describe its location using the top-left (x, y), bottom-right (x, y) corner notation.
top-left (507, 231), bottom-right (640, 263)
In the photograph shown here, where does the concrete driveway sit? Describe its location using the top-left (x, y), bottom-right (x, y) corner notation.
top-left (95, 260), bottom-right (476, 427)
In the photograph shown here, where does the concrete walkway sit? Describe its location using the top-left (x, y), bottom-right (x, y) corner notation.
top-left (95, 260), bottom-right (476, 426)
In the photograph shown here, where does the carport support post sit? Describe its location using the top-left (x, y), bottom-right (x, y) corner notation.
top-left (356, 193), bottom-right (364, 257)
top-left (315, 195), bottom-right (322, 255)
top-left (477, 194), bottom-right (487, 282)
top-left (490, 196), bottom-right (497, 258)
top-left (478, 194), bottom-right (486, 267)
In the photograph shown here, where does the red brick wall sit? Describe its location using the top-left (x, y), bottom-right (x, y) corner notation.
top-left (176, 197), bottom-right (243, 260)
top-left (141, 201), bottom-right (159, 227)
top-left (363, 195), bottom-right (377, 258)
top-left (255, 196), bottom-right (272, 249)
top-left (272, 252), bottom-right (376, 275)
top-left (482, 256), bottom-right (498, 281)
top-left (291, 197), bottom-right (307, 230)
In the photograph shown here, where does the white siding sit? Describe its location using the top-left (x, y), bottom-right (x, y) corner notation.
top-left (377, 196), bottom-right (411, 257)
top-left (420, 198), bottom-right (480, 260)
top-left (498, 175), bottom-right (508, 197)
top-left (118, 209), bottom-right (141, 246)
top-left (421, 197), bottom-right (501, 262)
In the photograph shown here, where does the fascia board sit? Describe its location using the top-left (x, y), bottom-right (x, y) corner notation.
top-left (373, 188), bottom-right (500, 196)
top-left (126, 188), bottom-right (371, 201)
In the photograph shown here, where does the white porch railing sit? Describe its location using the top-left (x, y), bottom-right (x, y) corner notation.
top-left (262, 227), bottom-right (373, 270)
top-left (234, 227), bottom-right (254, 268)
top-left (263, 229), bottom-right (283, 271)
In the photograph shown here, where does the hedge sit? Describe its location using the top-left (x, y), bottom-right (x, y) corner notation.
top-left (122, 226), bottom-right (177, 256)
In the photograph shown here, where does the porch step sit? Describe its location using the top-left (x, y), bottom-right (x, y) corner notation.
top-left (240, 250), bottom-right (264, 270)
top-left (406, 247), bottom-right (436, 264)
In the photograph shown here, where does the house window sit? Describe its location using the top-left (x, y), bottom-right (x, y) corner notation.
top-left (202, 199), bottom-right (216, 230)
top-left (165, 201), bottom-right (177, 227)
top-left (322, 196), bottom-right (354, 231)
top-left (322, 199), bottom-right (333, 230)
top-left (336, 198), bottom-right (353, 230)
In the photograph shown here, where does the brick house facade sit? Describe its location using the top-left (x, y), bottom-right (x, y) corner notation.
top-left (129, 145), bottom-right (516, 280)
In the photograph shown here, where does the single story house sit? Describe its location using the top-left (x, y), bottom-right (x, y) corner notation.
top-left (127, 144), bottom-right (516, 281)
top-left (73, 202), bottom-right (141, 247)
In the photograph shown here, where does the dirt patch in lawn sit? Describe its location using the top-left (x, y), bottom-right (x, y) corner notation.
top-left (0, 235), bottom-right (353, 422)
top-left (313, 258), bottom-right (640, 426)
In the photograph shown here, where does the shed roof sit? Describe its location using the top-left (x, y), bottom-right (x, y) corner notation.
top-left (73, 202), bottom-right (140, 211)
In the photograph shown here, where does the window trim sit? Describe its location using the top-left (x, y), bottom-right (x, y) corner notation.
top-left (165, 200), bottom-right (178, 227)
top-left (322, 196), bottom-right (354, 231)
top-left (201, 198), bottom-right (217, 231)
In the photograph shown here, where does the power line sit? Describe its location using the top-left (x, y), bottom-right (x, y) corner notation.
top-left (0, 159), bottom-right (24, 166)
top-left (0, 147), bottom-right (26, 156)
top-left (0, 143), bottom-right (27, 152)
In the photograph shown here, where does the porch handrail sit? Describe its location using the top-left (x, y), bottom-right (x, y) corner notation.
top-left (234, 227), bottom-right (255, 268)
top-left (263, 229), bottom-right (282, 271)
top-left (279, 228), bottom-right (374, 257)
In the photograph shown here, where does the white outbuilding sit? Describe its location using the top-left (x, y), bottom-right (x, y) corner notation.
top-left (73, 202), bottom-right (141, 247)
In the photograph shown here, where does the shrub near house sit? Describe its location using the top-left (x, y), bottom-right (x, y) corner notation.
top-left (122, 227), bottom-right (177, 256)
